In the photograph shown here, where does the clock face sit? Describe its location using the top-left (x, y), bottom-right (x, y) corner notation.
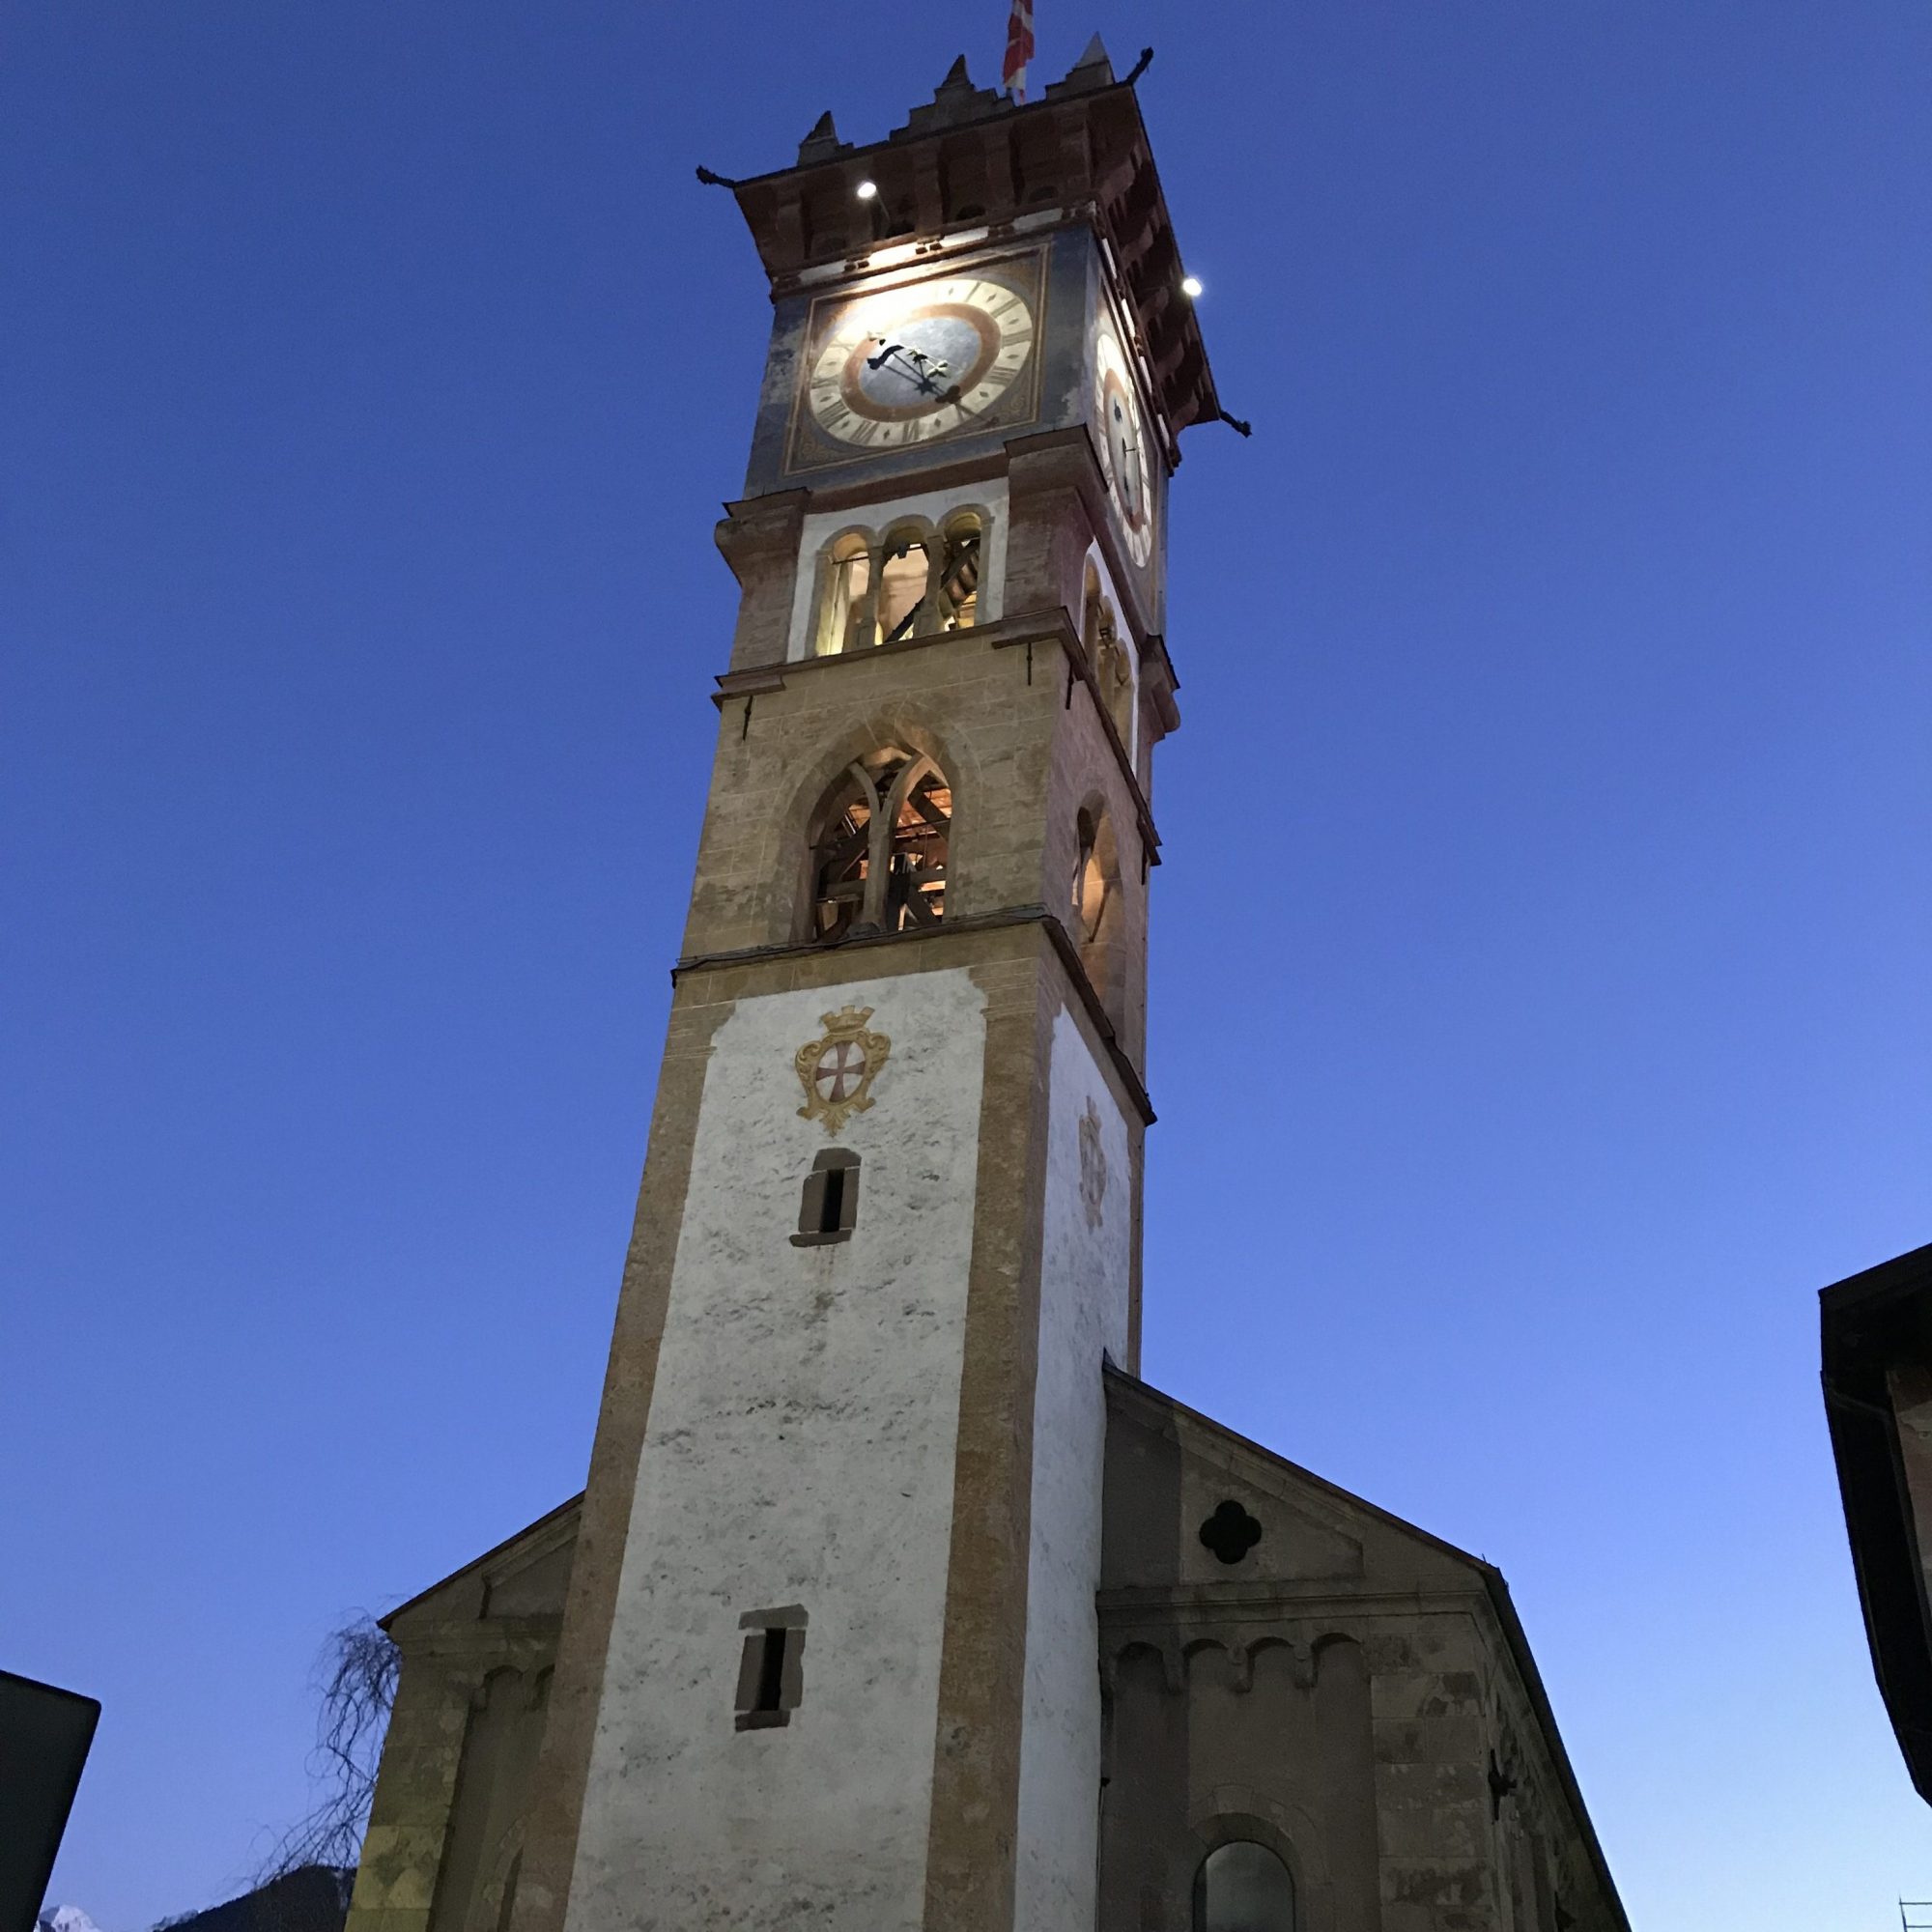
top-left (803, 273), bottom-right (1037, 452)
top-left (1094, 323), bottom-right (1154, 568)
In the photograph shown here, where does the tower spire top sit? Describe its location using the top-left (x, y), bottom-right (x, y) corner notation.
top-left (1070, 33), bottom-right (1114, 81)
top-left (796, 109), bottom-right (849, 166)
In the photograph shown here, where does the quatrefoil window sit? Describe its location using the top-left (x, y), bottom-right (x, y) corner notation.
top-left (1199, 1499), bottom-right (1263, 1566)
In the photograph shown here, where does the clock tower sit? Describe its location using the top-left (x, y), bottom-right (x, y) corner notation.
top-left (511, 42), bottom-right (1215, 1932)
top-left (345, 42), bottom-right (1634, 1932)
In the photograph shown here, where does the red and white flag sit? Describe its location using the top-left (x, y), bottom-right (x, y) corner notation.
top-left (1003, 0), bottom-right (1035, 100)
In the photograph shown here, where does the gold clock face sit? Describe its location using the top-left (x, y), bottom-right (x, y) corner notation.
top-left (802, 272), bottom-right (1037, 453)
top-left (1094, 322), bottom-right (1153, 568)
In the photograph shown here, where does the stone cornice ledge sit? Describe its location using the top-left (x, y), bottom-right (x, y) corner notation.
top-left (713, 609), bottom-right (1164, 867)
top-left (1098, 1584), bottom-right (1487, 1618)
top-left (672, 903), bottom-right (1154, 1125)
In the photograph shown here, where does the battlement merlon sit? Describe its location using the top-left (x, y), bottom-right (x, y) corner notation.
top-left (719, 43), bottom-right (1222, 447)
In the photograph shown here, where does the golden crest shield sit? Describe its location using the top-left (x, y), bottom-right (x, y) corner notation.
top-left (794, 1006), bottom-right (892, 1133)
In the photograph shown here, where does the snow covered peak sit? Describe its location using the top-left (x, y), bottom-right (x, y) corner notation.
top-left (40, 1907), bottom-right (107, 1932)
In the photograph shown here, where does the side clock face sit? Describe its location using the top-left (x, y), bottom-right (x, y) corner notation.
top-left (1093, 324), bottom-right (1154, 568)
top-left (806, 275), bottom-right (1036, 451)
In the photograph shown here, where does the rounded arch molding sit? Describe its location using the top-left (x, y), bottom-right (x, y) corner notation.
top-left (799, 501), bottom-right (998, 660)
top-left (1102, 1627), bottom-right (1367, 1697)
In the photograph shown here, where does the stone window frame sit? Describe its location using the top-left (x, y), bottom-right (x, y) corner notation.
top-left (1188, 1814), bottom-right (1304, 1932)
top-left (791, 1148), bottom-right (861, 1246)
top-left (734, 1605), bottom-right (809, 1731)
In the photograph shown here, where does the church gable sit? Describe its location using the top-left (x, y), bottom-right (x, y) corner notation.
top-left (354, 1499), bottom-right (582, 1932)
top-left (1097, 1369), bottom-right (1629, 1932)
top-left (1102, 1366), bottom-right (1483, 1601)
top-left (383, 1493), bottom-right (582, 1638)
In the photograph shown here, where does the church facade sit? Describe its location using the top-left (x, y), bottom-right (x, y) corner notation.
top-left (342, 48), bottom-right (1629, 1932)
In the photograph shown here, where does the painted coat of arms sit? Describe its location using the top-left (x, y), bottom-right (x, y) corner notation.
top-left (1079, 1097), bottom-right (1110, 1227)
top-left (794, 1006), bottom-right (892, 1133)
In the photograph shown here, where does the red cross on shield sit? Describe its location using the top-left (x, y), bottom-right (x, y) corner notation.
top-left (813, 1039), bottom-right (867, 1103)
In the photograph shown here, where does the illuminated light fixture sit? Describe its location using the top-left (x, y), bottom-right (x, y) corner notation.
top-left (1180, 275), bottom-right (1204, 298)
top-left (855, 180), bottom-right (879, 201)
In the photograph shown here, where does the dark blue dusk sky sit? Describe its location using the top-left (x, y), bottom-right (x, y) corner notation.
top-left (4, 5), bottom-right (1927, 1927)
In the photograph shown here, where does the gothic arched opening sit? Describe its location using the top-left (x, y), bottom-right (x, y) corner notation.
top-left (807, 751), bottom-right (952, 941)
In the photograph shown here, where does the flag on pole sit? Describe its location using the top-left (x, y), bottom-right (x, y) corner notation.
top-left (1003, 0), bottom-right (1035, 101)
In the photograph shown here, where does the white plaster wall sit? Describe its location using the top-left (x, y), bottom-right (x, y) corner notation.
top-left (566, 968), bottom-right (988, 1932)
top-left (785, 477), bottom-right (1010, 660)
top-left (1011, 1008), bottom-right (1135, 1931)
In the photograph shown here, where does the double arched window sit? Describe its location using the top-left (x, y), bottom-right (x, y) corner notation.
top-left (813, 512), bottom-right (984, 657)
top-left (1193, 1841), bottom-right (1295, 1932)
top-left (807, 750), bottom-right (952, 941)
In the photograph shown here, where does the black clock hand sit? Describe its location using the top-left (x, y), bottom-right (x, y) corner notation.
top-left (867, 342), bottom-right (951, 394)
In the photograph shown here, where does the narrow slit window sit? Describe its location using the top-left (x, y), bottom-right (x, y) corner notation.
top-left (734, 1606), bottom-right (807, 1730)
top-left (754, 1629), bottom-right (787, 1711)
top-left (792, 1149), bottom-right (860, 1245)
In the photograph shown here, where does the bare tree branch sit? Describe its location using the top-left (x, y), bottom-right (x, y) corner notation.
top-left (258, 1616), bottom-right (401, 1881)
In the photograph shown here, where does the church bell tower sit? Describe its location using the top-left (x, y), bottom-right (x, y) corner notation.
top-left (510, 43), bottom-right (1219, 1932)
top-left (345, 43), bottom-right (1637, 1932)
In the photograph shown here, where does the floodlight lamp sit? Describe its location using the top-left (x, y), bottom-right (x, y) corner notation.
top-left (855, 180), bottom-right (879, 201)
top-left (1180, 275), bottom-right (1204, 298)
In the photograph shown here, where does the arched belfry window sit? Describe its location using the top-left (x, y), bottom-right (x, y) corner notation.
top-left (814, 532), bottom-right (874, 657)
top-left (808, 750), bottom-right (952, 941)
top-left (935, 511), bottom-right (982, 630)
top-left (812, 515), bottom-right (986, 657)
top-left (1082, 560), bottom-right (1134, 749)
top-left (1072, 809), bottom-right (1114, 948)
top-left (1071, 804), bottom-right (1124, 1027)
top-left (1193, 1841), bottom-right (1295, 1932)
top-left (875, 528), bottom-right (931, 642)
